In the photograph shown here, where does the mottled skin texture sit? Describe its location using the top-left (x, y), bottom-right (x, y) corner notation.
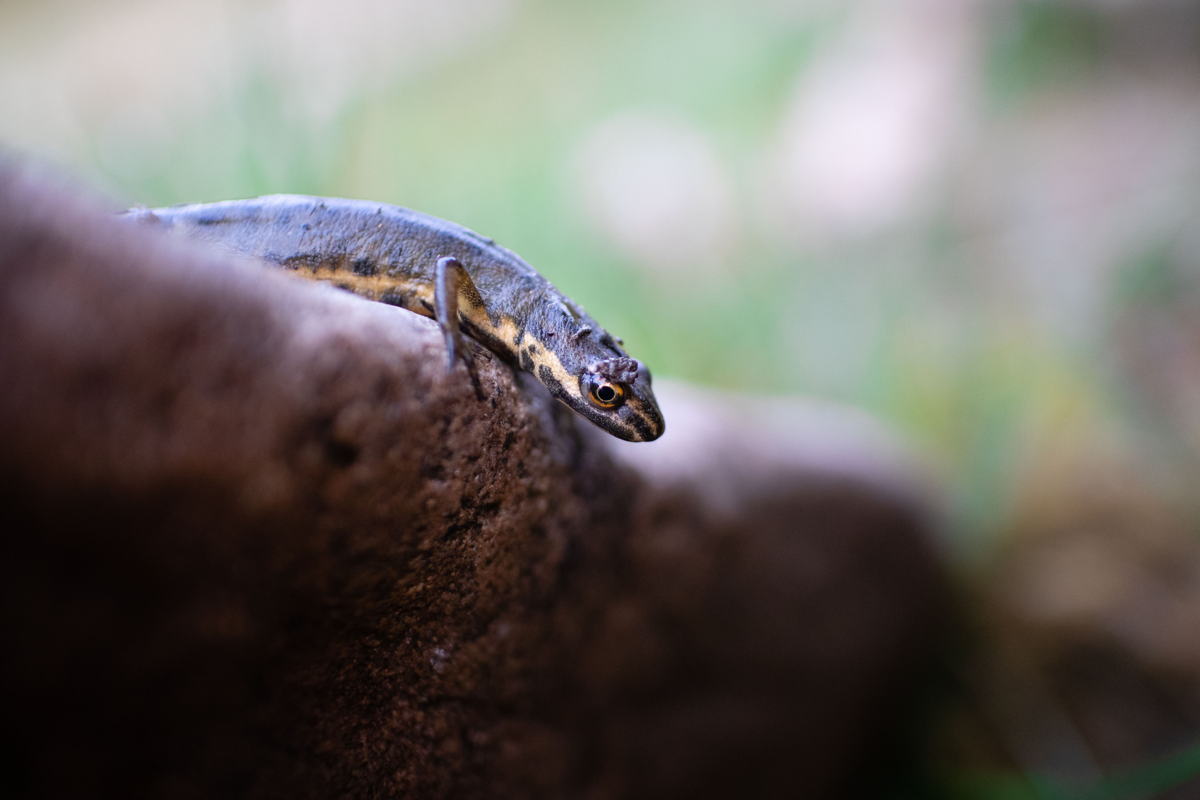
top-left (129, 196), bottom-right (665, 442)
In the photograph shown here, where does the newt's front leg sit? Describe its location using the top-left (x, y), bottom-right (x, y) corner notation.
top-left (434, 256), bottom-right (485, 398)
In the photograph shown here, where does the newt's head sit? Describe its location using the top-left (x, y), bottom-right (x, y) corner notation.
top-left (518, 298), bottom-right (664, 442)
top-left (573, 355), bottom-right (664, 442)
top-left (523, 342), bottom-right (664, 442)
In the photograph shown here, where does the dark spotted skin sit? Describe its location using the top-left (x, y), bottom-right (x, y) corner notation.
top-left (125, 195), bottom-right (664, 442)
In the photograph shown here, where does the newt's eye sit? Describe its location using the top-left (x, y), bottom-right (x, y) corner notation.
top-left (584, 374), bottom-right (626, 409)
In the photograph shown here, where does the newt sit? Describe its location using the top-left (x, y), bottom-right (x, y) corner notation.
top-left (126, 195), bottom-right (664, 442)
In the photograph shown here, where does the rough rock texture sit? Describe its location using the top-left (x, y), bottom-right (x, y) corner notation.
top-left (0, 162), bottom-right (947, 799)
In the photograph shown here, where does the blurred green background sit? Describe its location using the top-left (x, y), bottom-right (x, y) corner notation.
top-left (4, 0), bottom-right (1200, 795)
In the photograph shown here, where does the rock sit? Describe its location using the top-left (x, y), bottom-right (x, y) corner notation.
top-left (0, 160), bottom-right (947, 799)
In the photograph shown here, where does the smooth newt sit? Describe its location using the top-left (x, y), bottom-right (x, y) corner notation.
top-left (126, 195), bottom-right (665, 442)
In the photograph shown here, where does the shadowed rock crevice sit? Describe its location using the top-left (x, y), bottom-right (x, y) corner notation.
top-left (0, 163), bottom-right (947, 799)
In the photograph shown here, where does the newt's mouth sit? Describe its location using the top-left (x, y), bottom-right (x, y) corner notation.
top-left (553, 387), bottom-right (661, 442)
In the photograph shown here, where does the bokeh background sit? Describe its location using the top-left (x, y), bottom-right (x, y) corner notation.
top-left (3, 0), bottom-right (1199, 796)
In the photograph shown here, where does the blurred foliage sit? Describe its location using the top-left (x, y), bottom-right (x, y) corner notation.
top-left (947, 740), bottom-right (1200, 800)
top-left (985, 1), bottom-right (1105, 103)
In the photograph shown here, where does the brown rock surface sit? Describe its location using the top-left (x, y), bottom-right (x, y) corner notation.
top-left (0, 162), bottom-right (947, 799)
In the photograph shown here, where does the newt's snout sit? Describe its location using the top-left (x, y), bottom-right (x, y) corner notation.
top-left (628, 366), bottom-right (665, 442)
